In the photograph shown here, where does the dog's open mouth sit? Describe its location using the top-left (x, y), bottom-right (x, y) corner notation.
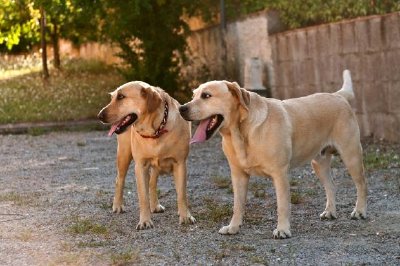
top-left (108, 113), bottom-right (138, 136)
top-left (191, 114), bottom-right (224, 144)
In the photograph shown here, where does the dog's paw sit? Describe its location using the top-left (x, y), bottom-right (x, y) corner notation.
top-left (179, 215), bottom-right (196, 225)
top-left (320, 210), bottom-right (337, 220)
top-left (273, 228), bottom-right (292, 239)
top-left (136, 220), bottom-right (154, 230)
top-left (218, 225), bottom-right (240, 235)
top-left (351, 209), bottom-right (367, 220)
top-left (112, 204), bottom-right (125, 214)
top-left (151, 204), bottom-right (165, 213)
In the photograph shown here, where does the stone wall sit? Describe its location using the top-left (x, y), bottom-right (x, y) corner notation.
top-left (269, 12), bottom-right (400, 142)
top-left (182, 11), bottom-right (283, 90)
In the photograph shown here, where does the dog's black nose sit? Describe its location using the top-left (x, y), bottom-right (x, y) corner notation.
top-left (179, 105), bottom-right (188, 114)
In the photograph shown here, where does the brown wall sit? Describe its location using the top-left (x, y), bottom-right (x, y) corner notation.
top-left (182, 11), bottom-right (284, 89)
top-left (269, 12), bottom-right (400, 142)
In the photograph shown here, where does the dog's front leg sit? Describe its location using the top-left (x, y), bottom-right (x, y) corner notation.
top-left (135, 161), bottom-right (153, 230)
top-left (219, 167), bottom-right (249, 235)
top-left (173, 161), bottom-right (196, 225)
top-left (272, 170), bottom-right (292, 239)
top-left (149, 168), bottom-right (165, 213)
top-left (113, 132), bottom-right (132, 213)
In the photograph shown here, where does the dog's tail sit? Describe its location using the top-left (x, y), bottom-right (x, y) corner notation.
top-left (335, 69), bottom-right (354, 102)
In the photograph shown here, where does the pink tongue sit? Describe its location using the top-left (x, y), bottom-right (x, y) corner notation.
top-left (108, 123), bottom-right (119, 137)
top-left (190, 118), bottom-right (210, 144)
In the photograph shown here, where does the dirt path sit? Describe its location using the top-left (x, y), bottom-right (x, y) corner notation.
top-left (0, 131), bottom-right (399, 265)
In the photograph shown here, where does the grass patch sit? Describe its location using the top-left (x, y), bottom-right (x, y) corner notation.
top-left (250, 255), bottom-right (269, 265)
top-left (0, 58), bottom-right (124, 124)
top-left (78, 240), bottom-right (109, 248)
top-left (364, 149), bottom-right (399, 170)
top-left (199, 197), bottom-right (232, 223)
top-left (69, 217), bottom-right (108, 235)
top-left (211, 175), bottom-right (231, 189)
top-left (290, 191), bottom-right (304, 204)
top-left (0, 191), bottom-right (40, 206)
top-left (27, 127), bottom-right (48, 136)
top-left (221, 242), bottom-right (256, 252)
top-left (17, 230), bottom-right (33, 242)
top-left (250, 182), bottom-right (266, 198)
top-left (111, 249), bottom-right (140, 265)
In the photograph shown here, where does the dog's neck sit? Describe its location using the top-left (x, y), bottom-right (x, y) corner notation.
top-left (135, 101), bottom-right (169, 139)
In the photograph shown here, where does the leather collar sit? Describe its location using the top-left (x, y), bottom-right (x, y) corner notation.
top-left (138, 101), bottom-right (169, 139)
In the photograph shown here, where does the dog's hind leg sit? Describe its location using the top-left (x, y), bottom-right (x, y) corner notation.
top-left (337, 140), bottom-right (367, 219)
top-left (113, 132), bottom-right (132, 213)
top-left (149, 168), bottom-right (165, 213)
top-left (311, 152), bottom-right (337, 219)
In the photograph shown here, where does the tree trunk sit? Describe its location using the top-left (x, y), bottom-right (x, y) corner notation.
top-left (51, 20), bottom-right (61, 69)
top-left (40, 6), bottom-right (49, 79)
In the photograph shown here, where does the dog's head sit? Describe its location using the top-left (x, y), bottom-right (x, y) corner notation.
top-left (98, 81), bottom-right (162, 136)
top-left (179, 80), bottom-right (250, 143)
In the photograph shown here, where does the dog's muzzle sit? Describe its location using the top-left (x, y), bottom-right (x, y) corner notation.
top-left (179, 104), bottom-right (191, 121)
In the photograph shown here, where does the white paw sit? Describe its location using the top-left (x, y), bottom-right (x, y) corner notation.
top-left (112, 203), bottom-right (125, 214)
top-left (351, 209), bottom-right (367, 220)
top-left (179, 215), bottom-right (196, 225)
top-left (273, 228), bottom-right (292, 239)
top-left (151, 204), bottom-right (166, 213)
top-left (320, 210), bottom-right (337, 220)
top-left (218, 225), bottom-right (240, 235)
top-left (136, 220), bottom-right (154, 230)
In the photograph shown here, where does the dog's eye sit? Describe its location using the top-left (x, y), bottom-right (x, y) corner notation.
top-left (201, 92), bottom-right (211, 99)
top-left (116, 94), bottom-right (125, 100)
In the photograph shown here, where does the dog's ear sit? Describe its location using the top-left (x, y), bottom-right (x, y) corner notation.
top-left (224, 81), bottom-right (250, 111)
top-left (141, 87), bottom-right (162, 113)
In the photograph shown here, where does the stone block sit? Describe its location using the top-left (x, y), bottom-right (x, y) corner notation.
top-left (384, 49), bottom-right (400, 81)
top-left (342, 23), bottom-right (357, 54)
top-left (388, 80), bottom-right (400, 114)
top-left (383, 13), bottom-right (400, 49)
top-left (295, 30), bottom-right (308, 60)
top-left (287, 33), bottom-right (297, 61)
top-left (328, 23), bottom-right (341, 55)
top-left (315, 26), bottom-right (328, 57)
top-left (362, 53), bottom-right (385, 82)
top-left (342, 54), bottom-right (361, 80)
top-left (355, 19), bottom-right (369, 52)
top-left (363, 80), bottom-right (389, 113)
top-left (356, 113), bottom-right (371, 138)
top-left (270, 36), bottom-right (278, 63)
top-left (368, 17), bottom-right (384, 52)
top-left (277, 35), bottom-right (289, 62)
top-left (281, 61), bottom-right (293, 87)
top-left (369, 113), bottom-right (399, 141)
top-left (307, 28), bottom-right (318, 58)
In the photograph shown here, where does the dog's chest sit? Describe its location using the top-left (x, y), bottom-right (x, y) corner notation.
top-left (149, 157), bottom-right (175, 174)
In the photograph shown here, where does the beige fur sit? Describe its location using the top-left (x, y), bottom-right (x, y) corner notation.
top-left (98, 81), bottom-right (195, 229)
top-left (180, 70), bottom-right (366, 238)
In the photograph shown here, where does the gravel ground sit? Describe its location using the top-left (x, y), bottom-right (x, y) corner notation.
top-left (0, 130), bottom-right (399, 265)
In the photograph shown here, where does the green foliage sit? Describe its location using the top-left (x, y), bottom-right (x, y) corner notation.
top-left (69, 217), bottom-right (108, 235)
top-left (0, 0), bottom-right (101, 53)
top-left (0, 0), bottom-right (40, 52)
top-left (193, 0), bottom-right (400, 29)
top-left (101, 0), bottom-right (193, 96)
top-left (269, 0), bottom-right (400, 29)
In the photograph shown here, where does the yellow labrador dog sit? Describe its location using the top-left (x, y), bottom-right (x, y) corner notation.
top-left (179, 70), bottom-right (366, 239)
top-left (98, 81), bottom-right (195, 229)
